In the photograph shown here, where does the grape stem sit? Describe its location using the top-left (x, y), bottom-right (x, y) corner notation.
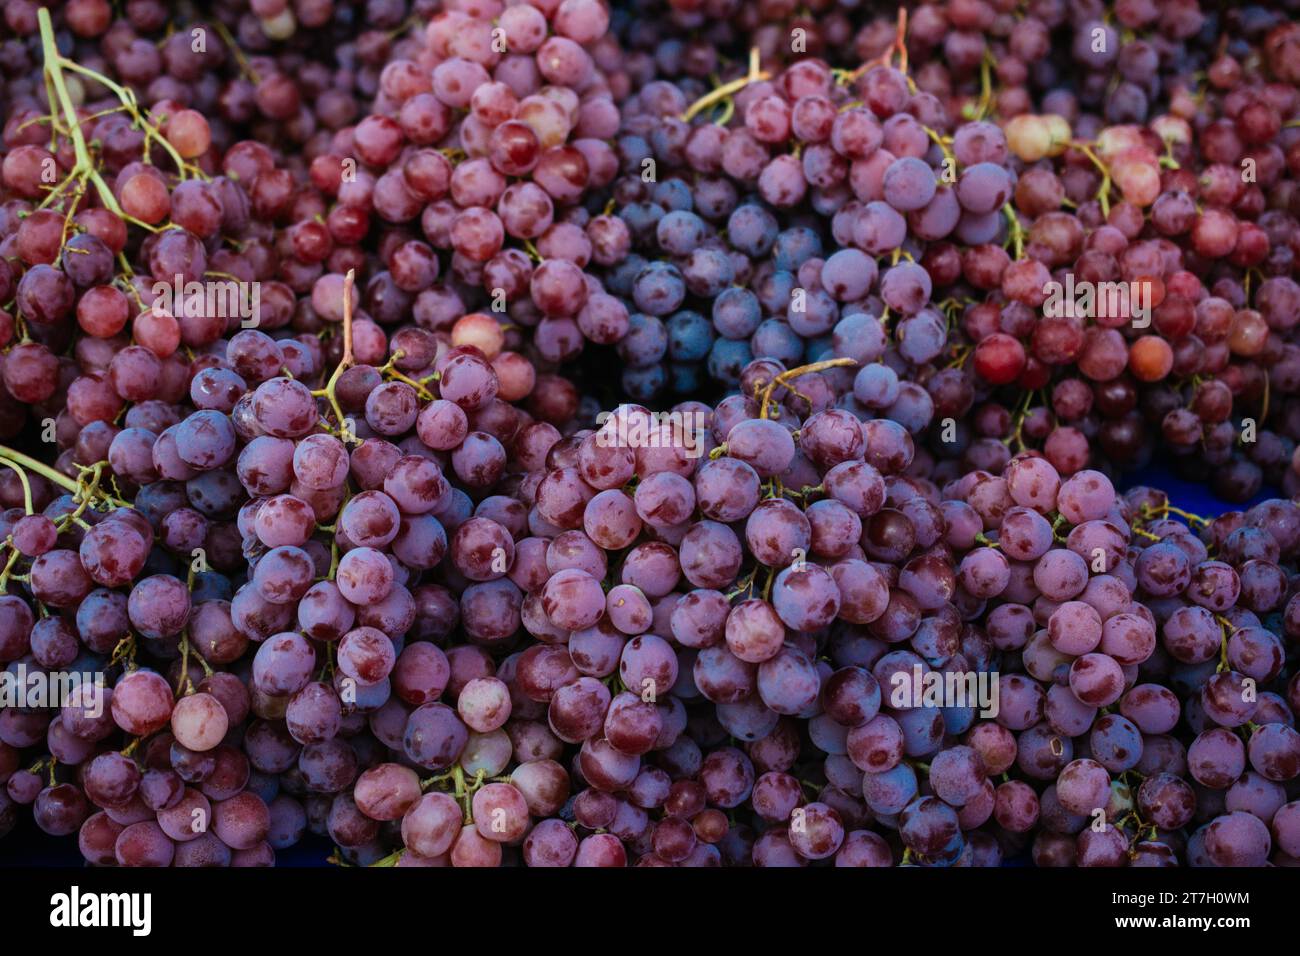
top-left (783, 482), bottom-right (822, 502)
top-left (40, 7), bottom-right (205, 183)
top-left (37, 8), bottom-right (125, 219)
top-left (1138, 502), bottom-right (1208, 528)
top-left (367, 848), bottom-right (405, 867)
top-left (712, 96), bottom-right (736, 127)
top-left (314, 640), bottom-right (336, 684)
top-left (1158, 139), bottom-right (1180, 169)
top-left (680, 48), bottom-right (770, 123)
top-left (419, 765), bottom-right (487, 823)
top-left (1001, 390), bottom-right (1034, 452)
top-left (946, 343), bottom-right (973, 369)
top-left (923, 126), bottom-right (955, 168)
top-left (1259, 368), bottom-right (1270, 427)
top-left (111, 635), bottom-right (138, 670)
top-left (312, 269), bottom-right (358, 442)
top-left (41, 68), bottom-right (63, 151)
top-left (757, 357), bottom-right (858, 420)
top-left (969, 51), bottom-right (995, 122)
top-left (172, 639), bottom-right (213, 697)
top-left (65, 461), bottom-right (128, 516)
top-left (377, 350), bottom-right (436, 400)
top-left (326, 538), bottom-right (341, 582)
top-left (0, 545), bottom-right (22, 594)
top-left (0, 445), bottom-right (80, 497)
top-left (0, 459), bottom-right (34, 515)
top-left (1051, 513), bottom-right (1071, 544)
top-left (175, 638), bottom-right (195, 696)
top-left (211, 19), bottom-right (261, 84)
top-left (1002, 204), bottom-right (1025, 260)
top-left (1070, 141), bottom-right (1113, 217)
top-left (725, 567), bottom-right (759, 601)
top-left (836, 7), bottom-right (909, 85)
top-left (1213, 615), bottom-right (1237, 673)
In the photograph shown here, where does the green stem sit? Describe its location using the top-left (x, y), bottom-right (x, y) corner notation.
top-left (1002, 204), bottom-right (1025, 259)
top-left (37, 8), bottom-right (124, 217)
top-left (54, 47), bottom-right (199, 182)
top-left (327, 538), bottom-right (340, 581)
top-left (0, 446), bottom-right (78, 496)
top-left (0, 545), bottom-right (22, 593)
top-left (0, 459), bottom-right (34, 514)
top-left (681, 48), bottom-right (769, 122)
top-left (384, 367), bottom-right (435, 400)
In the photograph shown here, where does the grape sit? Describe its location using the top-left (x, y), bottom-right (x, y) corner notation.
top-left (771, 564), bottom-right (841, 631)
top-left (899, 797), bottom-right (962, 862)
top-left (1054, 759), bottom-right (1112, 816)
top-left (1119, 684), bottom-right (1180, 735)
top-left (115, 821), bottom-right (175, 867)
top-left (212, 792), bottom-right (270, 850)
top-left (920, 745), bottom-right (984, 808)
top-left (171, 693), bottom-right (230, 752)
top-left (882, 157), bottom-right (937, 212)
top-left (1189, 728), bottom-right (1247, 789)
top-left (285, 683), bottom-right (342, 745)
top-left (1204, 812), bottom-right (1272, 867)
top-left (111, 671), bottom-right (174, 737)
top-left (252, 633), bottom-right (316, 697)
top-left (338, 627), bottom-right (397, 685)
top-left (84, 751), bottom-right (142, 807)
top-left (1273, 802), bottom-right (1300, 858)
top-left (79, 521), bottom-right (149, 587)
top-left (1247, 724), bottom-right (1300, 782)
top-left (403, 703), bottom-right (469, 772)
top-left (956, 163), bottom-right (1013, 214)
top-left (1033, 550), bottom-right (1089, 601)
top-left (1202, 671), bottom-right (1260, 727)
top-left (252, 547), bottom-right (316, 605)
top-left (1134, 773), bottom-right (1195, 830)
top-left (336, 548), bottom-right (396, 605)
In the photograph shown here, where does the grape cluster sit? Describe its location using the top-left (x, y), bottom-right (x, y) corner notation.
top-left (585, 0), bottom-right (1300, 502)
top-left (0, 0), bottom-right (1297, 870)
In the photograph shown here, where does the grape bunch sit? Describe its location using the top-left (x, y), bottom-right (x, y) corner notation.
top-left (0, 0), bottom-right (1298, 871)
top-left (581, 0), bottom-right (1300, 504)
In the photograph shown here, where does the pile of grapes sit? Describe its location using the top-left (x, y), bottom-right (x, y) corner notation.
top-left (0, 0), bottom-right (1298, 868)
